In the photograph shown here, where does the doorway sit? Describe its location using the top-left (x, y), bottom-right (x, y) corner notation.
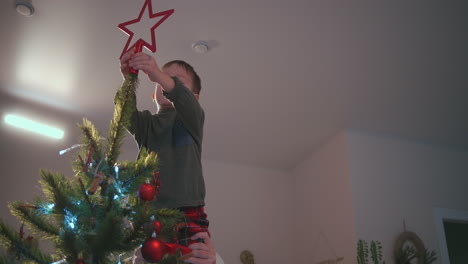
top-left (443, 220), bottom-right (468, 263)
top-left (434, 208), bottom-right (468, 264)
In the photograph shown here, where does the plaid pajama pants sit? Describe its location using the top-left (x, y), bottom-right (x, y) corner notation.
top-left (177, 206), bottom-right (210, 246)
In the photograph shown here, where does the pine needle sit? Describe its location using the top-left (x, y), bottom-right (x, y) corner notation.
top-left (106, 74), bottom-right (138, 167)
top-left (79, 118), bottom-right (103, 162)
top-left (8, 202), bottom-right (60, 239)
top-left (0, 219), bottom-right (54, 264)
top-left (38, 169), bottom-right (76, 214)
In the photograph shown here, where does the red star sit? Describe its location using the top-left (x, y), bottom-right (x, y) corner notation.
top-left (118, 0), bottom-right (174, 58)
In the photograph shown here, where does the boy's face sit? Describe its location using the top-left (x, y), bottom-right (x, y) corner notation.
top-left (155, 64), bottom-right (197, 111)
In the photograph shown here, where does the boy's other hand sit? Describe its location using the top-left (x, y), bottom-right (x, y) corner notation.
top-left (128, 52), bottom-right (163, 83)
top-left (184, 232), bottom-right (216, 264)
top-left (120, 47), bottom-right (136, 79)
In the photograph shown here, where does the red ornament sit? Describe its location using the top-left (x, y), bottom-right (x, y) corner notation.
top-left (118, 0), bottom-right (174, 58)
top-left (165, 243), bottom-right (192, 255)
top-left (139, 182), bottom-right (156, 201)
top-left (76, 259), bottom-right (85, 264)
top-left (141, 237), bottom-right (167, 263)
top-left (154, 220), bottom-right (162, 234)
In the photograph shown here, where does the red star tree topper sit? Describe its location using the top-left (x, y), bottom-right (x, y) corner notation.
top-left (118, 0), bottom-right (174, 73)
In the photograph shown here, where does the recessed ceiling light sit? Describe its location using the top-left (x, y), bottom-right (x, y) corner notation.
top-left (15, 0), bottom-right (35, 17)
top-left (192, 41), bottom-right (209, 54)
top-left (4, 114), bottom-right (64, 139)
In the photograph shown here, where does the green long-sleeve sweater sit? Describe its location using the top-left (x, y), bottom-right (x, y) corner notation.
top-left (127, 76), bottom-right (205, 209)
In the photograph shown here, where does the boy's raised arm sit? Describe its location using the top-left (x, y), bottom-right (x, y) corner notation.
top-left (127, 52), bottom-right (176, 93)
top-left (163, 77), bottom-right (204, 145)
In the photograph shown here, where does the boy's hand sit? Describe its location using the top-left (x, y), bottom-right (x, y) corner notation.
top-left (128, 52), bottom-right (163, 83)
top-left (184, 232), bottom-right (216, 264)
top-left (120, 47), bottom-right (136, 79)
top-left (119, 47), bottom-right (175, 92)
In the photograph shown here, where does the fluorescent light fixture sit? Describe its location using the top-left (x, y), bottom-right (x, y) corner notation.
top-left (4, 114), bottom-right (64, 139)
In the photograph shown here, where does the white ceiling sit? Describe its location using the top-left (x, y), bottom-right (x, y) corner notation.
top-left (1, 0), bottom-right (467, 174)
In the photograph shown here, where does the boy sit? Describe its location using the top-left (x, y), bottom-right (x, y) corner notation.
top-left (119, 47), bottom-right (209, 248)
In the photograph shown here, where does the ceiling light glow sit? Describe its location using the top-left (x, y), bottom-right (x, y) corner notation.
top-left (4, 114), bottom-right (64, 139)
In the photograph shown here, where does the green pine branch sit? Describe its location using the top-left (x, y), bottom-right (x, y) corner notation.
top-left (38, 169), bottom-right (78, 216)
top-left (88, 211), bottom-right (126, 259)
top-left (79, 118), bottom-right (103, 162)
top-left (0, 219), bottom-right (55, 264)
top-left (122, 203), bottom-right (158, 246)
top-left (72, 159), bottom-right (86, 179)
top-left (156, 252), bottom-right (185, 264)
top-left (0, 255), bottom-right (14, 264)
top-left (155, 209), bottom-right (186, 243)
top-left (8, 202), bottom-right (60, 239)
top-left (55, 230), bottom-right (80, 263)
top-left (106, 74), bottom-right (138, 168)
top-left (115, 148), bottom-right (159, 194)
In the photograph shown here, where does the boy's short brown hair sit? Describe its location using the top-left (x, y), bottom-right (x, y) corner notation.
top-left (163, 60), bottom-right (202, 95)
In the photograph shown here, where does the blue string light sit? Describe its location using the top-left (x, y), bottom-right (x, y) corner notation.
top-left (114, 166), bottom-right (119, 179)
top-left (111, 165), bottom-right (125, 199)
top-left (58, 144), bottom-right (83, 156)
top-left (50, 259), bottom-right (66, 264)
top-left (37, 203), bottom-right (55, 215)
top-left (64, 209), bottom-right (77, 230)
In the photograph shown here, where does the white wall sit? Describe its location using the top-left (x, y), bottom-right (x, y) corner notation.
top-left (292, 132), bottom-right (357, 264)
top-left (203, 159), bottom-right (294, 264)
top-left (347, 131), bottom-right (468, 263)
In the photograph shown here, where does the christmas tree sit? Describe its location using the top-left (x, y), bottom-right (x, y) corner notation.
top-left (0, 74), bottom-right (191, 264)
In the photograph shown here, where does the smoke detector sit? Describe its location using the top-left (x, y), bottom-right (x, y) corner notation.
top-left (192, 41), bottom-right (209, 54)
top-left (15, 0), bottom-right (35, 17)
